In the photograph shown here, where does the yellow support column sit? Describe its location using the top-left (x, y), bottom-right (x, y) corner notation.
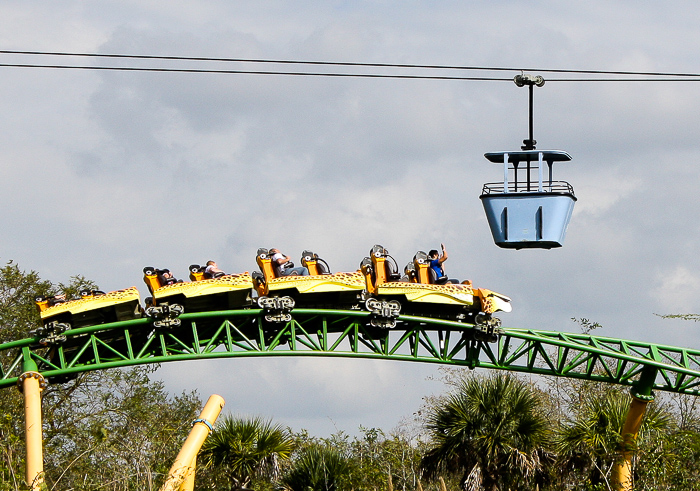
top-left (612, 395), bottom-right (650, 490)
top-left (18, 356), bottom-right (47, 491)
top-left (612, 366), bottom-right (656, 491)
top-left (159, 394), bottom-right (225, 491)
top-left (178, 456), bottom-right (196, 491)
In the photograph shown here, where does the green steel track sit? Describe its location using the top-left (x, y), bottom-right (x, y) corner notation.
top-left (2, 308), bottom-right (700, 395)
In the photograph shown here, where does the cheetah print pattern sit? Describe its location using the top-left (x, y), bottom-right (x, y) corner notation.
top-left (378, 282), bottom-right (475, 305)
top-left (41, 287), bottom-right (141, 319)
top-left (377, 283), bottom-right (511, 314)
top-left (155, 273), bottom-right (254, 299)
top-left (269, 271), bottom-right (366, 293)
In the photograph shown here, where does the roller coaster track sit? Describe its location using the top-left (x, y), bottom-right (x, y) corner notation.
top-left (2, 308), bottom-right (700, 396)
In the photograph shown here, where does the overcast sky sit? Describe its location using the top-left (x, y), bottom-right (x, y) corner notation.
top-left (2, 1), bottom-right (700, 436)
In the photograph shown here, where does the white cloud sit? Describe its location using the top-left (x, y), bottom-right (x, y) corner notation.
top-left (3, 0), bottom-right (700, 436)
top-left (653, 266), bottom-right (700, 314)
top-left (573, 169), bottom-right (643, 216)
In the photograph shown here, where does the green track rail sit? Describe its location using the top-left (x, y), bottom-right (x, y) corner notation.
top-left (2, 308), bottom-right (700, 395)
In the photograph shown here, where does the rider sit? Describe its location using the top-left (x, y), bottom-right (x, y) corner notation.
top-left (204, 261), bottom-right (226, 279)
top-left (270, 248), bottom-right (309, 276)
top-left (428, 244), bottom-right (458, 284)
top-left (157, 269), bottom-right (179, 285)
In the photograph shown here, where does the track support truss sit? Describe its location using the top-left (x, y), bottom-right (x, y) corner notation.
top-left (2, 309), bottom-right (700, 395)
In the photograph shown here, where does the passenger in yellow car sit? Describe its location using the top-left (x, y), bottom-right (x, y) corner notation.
top-left (204, 261), bottom-right (226, 279)
top-left (49, 293), bottom-right (67, 306)
top-left (270, 248), bottom-right (309, 276)
top-left (428, 244), bottom-right (458, 284)
top-left (157, 269), bottom-right (180, 285)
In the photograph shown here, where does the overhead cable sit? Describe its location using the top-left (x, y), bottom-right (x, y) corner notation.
top-left (1, 49), bottom-right (700, 81)
top-left (0, 63), bottom-right (515, 80)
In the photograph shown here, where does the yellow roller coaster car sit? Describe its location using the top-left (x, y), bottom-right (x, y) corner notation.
top-left (143, 266), bottom-right (254, 315)
top-left (253, 249), bottom-right (366, 309)
top-left (33, 288), bottom-right (143, 343)
top-left (360, 245), bottom-right (511, 325)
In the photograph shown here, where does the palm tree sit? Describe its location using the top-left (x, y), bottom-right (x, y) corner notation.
top-left (199, 415), bottom-right (294, 490)
top-left (555, 389), bottom-right (672, 489)
top-left (420, 372), bottom-right (552, 491)
top-left (281, 445), bottom-right (351, 491)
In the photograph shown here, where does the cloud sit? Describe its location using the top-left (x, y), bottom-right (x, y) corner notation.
top-left (3, 0), bottom-right (700, 436)
top-left (653, 266), bottom-right (700, 314)
top-left (155, 357), bottom-right (442, 435)
top-left (573, 169), bottom-right (643, 217)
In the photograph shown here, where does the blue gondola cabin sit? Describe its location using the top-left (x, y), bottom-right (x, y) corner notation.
top-left (480, 150), bottom-right (576, 249)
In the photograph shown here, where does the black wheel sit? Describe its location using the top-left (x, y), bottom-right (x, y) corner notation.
top-left (143, 266), bottom-right (155, 275)
top-left (169, 304), bottom-right (184, 316)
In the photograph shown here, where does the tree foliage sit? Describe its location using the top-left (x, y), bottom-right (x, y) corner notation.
top-left (281, 444), bottom-right (351, 491)
top-left (555, 387), bottom-right (672, 489)
top-left (421, 372), bottom-right (553, 491)
top-left (0, 260), bottom-right (201, 490)
top-left (279, 426), bottom-right (429, 491)
top-left (41, 365), bottom-right (201, 490)
top-left (5, 263), bottom-right (700, 490)
top-left (198, 415), bottom-right (294, 490)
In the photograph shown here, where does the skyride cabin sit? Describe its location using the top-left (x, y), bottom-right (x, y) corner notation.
top-left (480, 149), bottom-right (576, 249)
top-left (480, 74), bottom-right (577, 249)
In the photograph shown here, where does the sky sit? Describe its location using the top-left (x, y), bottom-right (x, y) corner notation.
top-left (2, 1), bottom-right (700, 436)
